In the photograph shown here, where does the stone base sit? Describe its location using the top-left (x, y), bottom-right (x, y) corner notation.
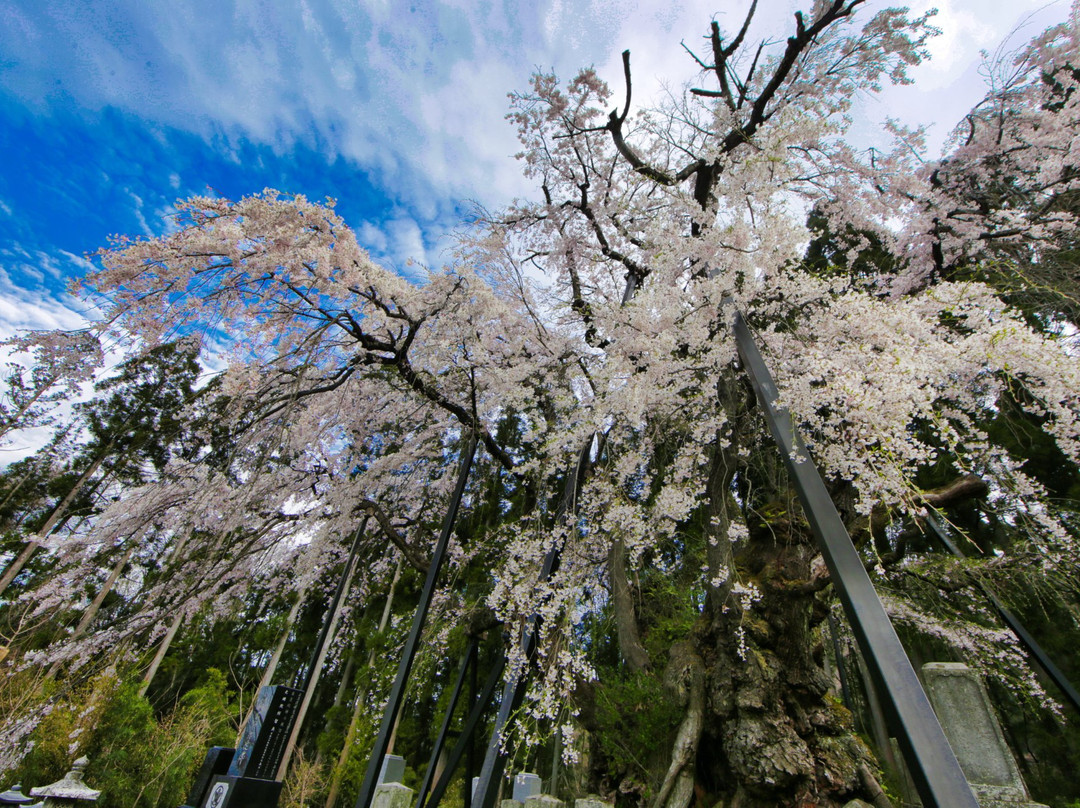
top-left (972, 783), bottom-right (1049, 808)
top-left (197, 775), bottom-right (282, 808)
top-left (574, 798), bottom-right (613, 808)
top-left (525, 795), bottom-right (565, 808)
top-left (374, 782), bottom-right (415, 808)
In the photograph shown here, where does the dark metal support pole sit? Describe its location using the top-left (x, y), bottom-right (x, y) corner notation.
top-left (473, 626), bottom-right (535, 808)
top-left (732, 309), bottom-right (978, 808)
top-left (415, 640), bottom-right (478, 808)
top-left (924, 512), bottom-right (1080, 715)
top-left (472, 440), bottom-right (592, 808)
top-left (355, 434), bottom-right (479, 808)
top-left (425, 652), bottom-right (508, 808)
top-left (294, 517), bottom-right (370, 693)
top-left (464, 647), bottom-right (478, 808)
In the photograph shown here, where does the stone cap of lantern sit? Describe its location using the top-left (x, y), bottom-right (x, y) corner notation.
top-left (0, 784), bottom-right (34, 805)
top-left (30, 758), bottom-right (100, 803)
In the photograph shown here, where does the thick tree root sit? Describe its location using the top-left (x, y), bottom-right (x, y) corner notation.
top-left (652, 641), bottom-right (705, 808)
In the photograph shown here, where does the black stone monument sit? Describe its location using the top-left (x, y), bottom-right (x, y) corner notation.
top-left (182, 685), bottom-right (303, 808)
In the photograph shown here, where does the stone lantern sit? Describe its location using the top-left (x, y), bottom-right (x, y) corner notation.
top-left (0, 784), bottom-right (33, 805)
top-left (29, 758), bottom-right (100, 808)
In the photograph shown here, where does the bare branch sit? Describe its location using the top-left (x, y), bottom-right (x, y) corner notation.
top-left (357, 499), bottom-right (429, 574)
top-left (919, 474), bottom-right (989, 508)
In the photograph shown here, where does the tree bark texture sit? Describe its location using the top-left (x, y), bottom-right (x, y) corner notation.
top-left (610, 536), bottom-right (651, 673)
top-left (608, 373), bottom-right (883, 808)
top-left (692, 455), bottom-right (878, 807)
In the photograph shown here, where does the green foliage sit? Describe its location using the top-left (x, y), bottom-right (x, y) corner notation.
top-left (280, 750), bottom-right (328, 808)
top-left (9, 694), bottom-right (80, 792)
top-left (84, 680), bottom-right (156, 807)
top-left (145, 597), bottom-right (268, 709)
top-left (640, 580), bottom-right (698, 665)
top-left (315, 702), bottom-right (352, 761)
top-left (985, 383), bottom-right (1080, 505)
top-left (7, 669), bottom-right (237, 808)
top-left (592, 672), bottom-right (682, 796)
top-left (76, 339), bottom-right (202, 484)
top-left (803, 208), bottom-right (901, 287)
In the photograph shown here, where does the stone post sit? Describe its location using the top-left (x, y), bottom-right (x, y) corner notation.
top-left (525, 795), bottom-right (565, 808)
top-left (372, 784), bottom-right (414, 808)
top-left (512, 773), bottom-right (542, 803)
top-left (902, 663), bottom-right (1050, 808)
top-left (372, 755), bottom-right (413, 808)
top-left (379, 755), bottom-right (406, 785)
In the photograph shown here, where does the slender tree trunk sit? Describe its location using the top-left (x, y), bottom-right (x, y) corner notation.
top-left (314, 633), bottom-right (363, 766)
top-left (254, 595), bottom-right (306, 702)
top-left (44, 542), bottom-right (140, 678)
top-left (609, 536), bottom-right (651, 672)
top-left (0, 425), bottom-right (76, 515)
top-left (332, 646), bottom-right (359, 711)
top-left (0, 541), bottom-right (41, 598)
top-left (0, 463), bottom-right (37, 513)
top-left (652, 641), bottom-right (705, 808)
top-left (0, 439), bottom-right (116, 596)
top-left (139, 606), bottom-right (185, 698)
top-left (0, 380), bottom-right (56, 443)
top-left (325, 559), bottom-right (401, 808)
top-left (0, 375), bottom-right (167, 596)
top-left (386, 711), bottom-right (402, 756)
top-left (72, 543), bottom-right (137, 639)
top-left (277, 553), bottom-right (360, 780)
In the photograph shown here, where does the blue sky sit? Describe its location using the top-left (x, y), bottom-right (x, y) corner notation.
top-left (0, 0), bottom-right (1072, 344)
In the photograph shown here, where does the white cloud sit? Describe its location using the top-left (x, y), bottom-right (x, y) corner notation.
top-left (356, 221), bottom-right (389, 255)
top-left (0, 0), bottom-right (765, 217)
top-left (0, 244), bottom-right (100, 340)
top-left (122, 189), bottom-right (152, 237)
top-left (865, 0), bottom-right (1072, 155)
top-left (0, 292), bottom-right (87, 349)
top-left (0, 0), bottom-right (1073, 256)
top-left (387, 215), bottom-right (431, 276)
top-left (1, 0), bottom-right (1073, 462)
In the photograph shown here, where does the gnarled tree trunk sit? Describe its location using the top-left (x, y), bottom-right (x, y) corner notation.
top-left (647, 375), bottom-right (883, 808)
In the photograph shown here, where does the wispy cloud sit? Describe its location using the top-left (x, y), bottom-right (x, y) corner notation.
top-left (0, 255), bottom-right (94, 339)
top-left (1, 0), bottom-right (1073, 292)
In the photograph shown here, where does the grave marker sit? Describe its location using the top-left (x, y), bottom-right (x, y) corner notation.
top-left (379, 755), bottom-right (406, 785)
top-left (922, 663), bottom-right (1048, 808)
top-left (512, 774), bottom-right (542, 803)
top-left (183, 684), bottom-right (303, 808)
